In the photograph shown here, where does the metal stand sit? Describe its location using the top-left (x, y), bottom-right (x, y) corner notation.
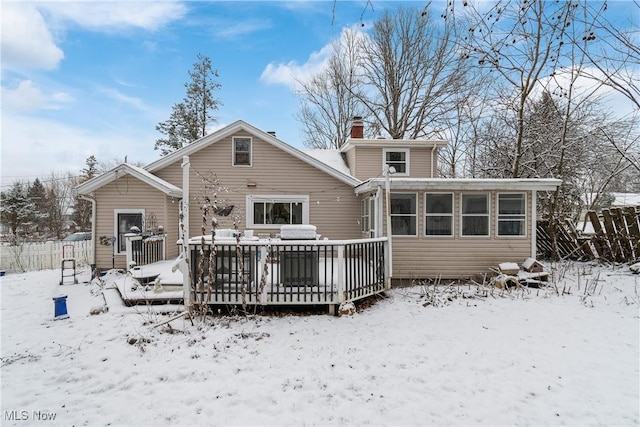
top-left (60, 244), bottom-right (78, 285)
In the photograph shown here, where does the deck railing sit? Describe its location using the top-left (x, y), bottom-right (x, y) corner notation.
top-left (125, 233), bottom-right (166, 268)
top-left (188, 237), bottom-right (388, 309)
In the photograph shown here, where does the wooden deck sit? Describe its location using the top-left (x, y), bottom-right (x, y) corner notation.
top-left (115, 237), bottom-right (389, 311)
top-left (188, 237), bottom-right (389, 311)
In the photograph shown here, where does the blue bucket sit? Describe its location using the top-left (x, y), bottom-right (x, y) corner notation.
top-left (53, 295), bottom-right (69, 320)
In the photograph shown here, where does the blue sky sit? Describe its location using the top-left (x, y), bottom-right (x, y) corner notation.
top-left (1, 1), bottom-right (637, 188)
top-left (1, 0), bottom-right (392, 187)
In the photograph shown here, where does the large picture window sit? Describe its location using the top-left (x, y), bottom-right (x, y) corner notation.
top-left (425, 193), bottom-right (453, 236)
top-left (233, 137), bottom-right (252, 166)
top-left (383, 149), bottom-right (409, 175)
top-left (461, 194), bottom-right (489, 237)
top-left (114, 209), bottom-right (144, 253)
top-left (497, 193), bottom-right (526, 236)
top-left (390, 193), bottom-right (417, 236)
top-left (247, 195), bottom-right (309, 228)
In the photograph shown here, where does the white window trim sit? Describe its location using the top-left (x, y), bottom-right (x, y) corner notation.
top-left (114, 209), bottom-right (145, 254)
top-left (460, 193), bottom-right (490, 238)
top-left (246, 195), bottom-right (309, 229)
top-left (233, 136), bottom-right (252, 167)
top-left (424, 192), bottom-right (454, 238)
top-left (496, 192), bottom-right (527, 238)
top-left (361, 196), bottom-right (377, 238)
top-left (390, 192), bottom-right (418, 237)
top-left (383, 148), bottom-right (410, 176)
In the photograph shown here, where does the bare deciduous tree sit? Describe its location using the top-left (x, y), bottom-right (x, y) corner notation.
top-left (356, 6), bottom-right (465, 139)
top-left (296, 29), bottom-right (366, 149)
top-left (461, 0), bottom-right (580, 178)
top-left (574, 1), bottom-right (640, 110)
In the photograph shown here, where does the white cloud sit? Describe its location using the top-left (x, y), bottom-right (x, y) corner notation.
top-left (0, 3), bottom-right (64, 71)
top-left (214, 19), bottom-right (271, 39)
top-left (259, 26), bottom-right (369, 92)
top-left (260, 41), bottom-right (333, 91)
top-left (96, 87), bottom-right (148, 111)
top-left (0, 1), bottom-right (187, 73)
top-left (1, 80), bottom-right (73, 112)
top-left (0, 114), bottom-right (156, 184)
top-left (38, 1), bottom-right (188, 32)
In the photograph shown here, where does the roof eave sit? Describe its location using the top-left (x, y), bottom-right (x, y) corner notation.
top-left (76, 164), bottom-right (182, 197)
top-left (355, 178), bottom-right (563, 194)
top-left (145, 120), bottom-right (361, 187)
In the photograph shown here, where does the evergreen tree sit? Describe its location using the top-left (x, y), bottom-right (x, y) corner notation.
top-left (155, 54), bottom-right (222, 155)
top-left (26, 178), bottom-right (49, 236)
top-left (71, 155), bottom-right (98, 231)
top-left (0, 182), bottom-right (35, 240)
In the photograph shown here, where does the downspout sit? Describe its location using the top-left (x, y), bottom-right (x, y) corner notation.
top-left (430, 144), bottom-right (437, 178)
top-left (531, 191), bottom-right (537, 258)
top-left (384, 166), bottom-right (393, 285)
top-left (181, 156), bottom-right (191, 308)
top-left (80, 194), bottom-right (96, 268)
top-left (376, 186), bottom-right (383, 238)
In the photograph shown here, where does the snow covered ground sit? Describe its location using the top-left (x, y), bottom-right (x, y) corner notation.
top-left (1, 262), bottom-right (639, 426)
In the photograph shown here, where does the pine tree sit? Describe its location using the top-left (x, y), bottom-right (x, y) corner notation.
top-left (26, 178), bottom-right (49, 236)
top-left (0, 182), bottom-right (35, 240)
top-left (72, 155), bottom-right (99, 231)
top-left (155, 54), bottom-right (222, 155)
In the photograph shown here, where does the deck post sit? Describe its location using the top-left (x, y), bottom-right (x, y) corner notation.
top-left (181, 156), bottom-right (192, 308)
top-left (124, 233), bottom-right (141, 271)
top-left (336, 245), bottom-right (345, 304)
top-left (384, 166), bottom-right (393, 279)
top-left (531, 190), bottom-right (537, 258)
top-left (258, 246), bottom-right (269, 305)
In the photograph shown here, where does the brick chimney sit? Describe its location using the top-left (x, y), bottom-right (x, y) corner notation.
top-left (350, 116), bottom-right (364, 139)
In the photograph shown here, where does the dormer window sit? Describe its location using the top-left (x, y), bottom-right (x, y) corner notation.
top-left (233, 137), bottom-right (252, 166)
top-left (383, 149), bottom-right (409, 175)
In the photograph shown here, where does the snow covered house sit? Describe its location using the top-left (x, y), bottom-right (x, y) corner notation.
top-left (77, 119), bottom-right (560, 283)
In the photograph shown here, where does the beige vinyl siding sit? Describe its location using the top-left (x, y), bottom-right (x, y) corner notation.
top-left (387, 191), bottom-right (533, 279)
top-left (154, 134), bottom-right (362, 240)
top-left (349, 146), bottom-right (437, 180)
top-left (93, 177), bottom-right (180, 270)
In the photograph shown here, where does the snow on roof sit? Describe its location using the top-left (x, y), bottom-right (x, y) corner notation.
top-left (355, 177), bottom-right (562, 193)
top-left (302, 149), bottom-right (353, 177)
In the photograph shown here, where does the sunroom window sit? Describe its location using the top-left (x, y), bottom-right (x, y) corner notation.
top-left (425, 193), bottom-right (453, 236)
top-left (497, 193), bottom-right (526, 236)
top-left (390, 193), bottom-right (417, 236)
top-left (461, 194), bottom-right (489, 237)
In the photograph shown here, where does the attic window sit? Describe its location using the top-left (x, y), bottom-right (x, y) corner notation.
top-left (233, 137), bottom-right (252, 166)
top-left (383, 149), bottom-right (409, 175)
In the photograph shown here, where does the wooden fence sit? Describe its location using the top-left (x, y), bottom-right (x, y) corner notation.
top-left (537, 206), bottom-right (640, 262)
top-left (0, 240), bottom-right (93, 273)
